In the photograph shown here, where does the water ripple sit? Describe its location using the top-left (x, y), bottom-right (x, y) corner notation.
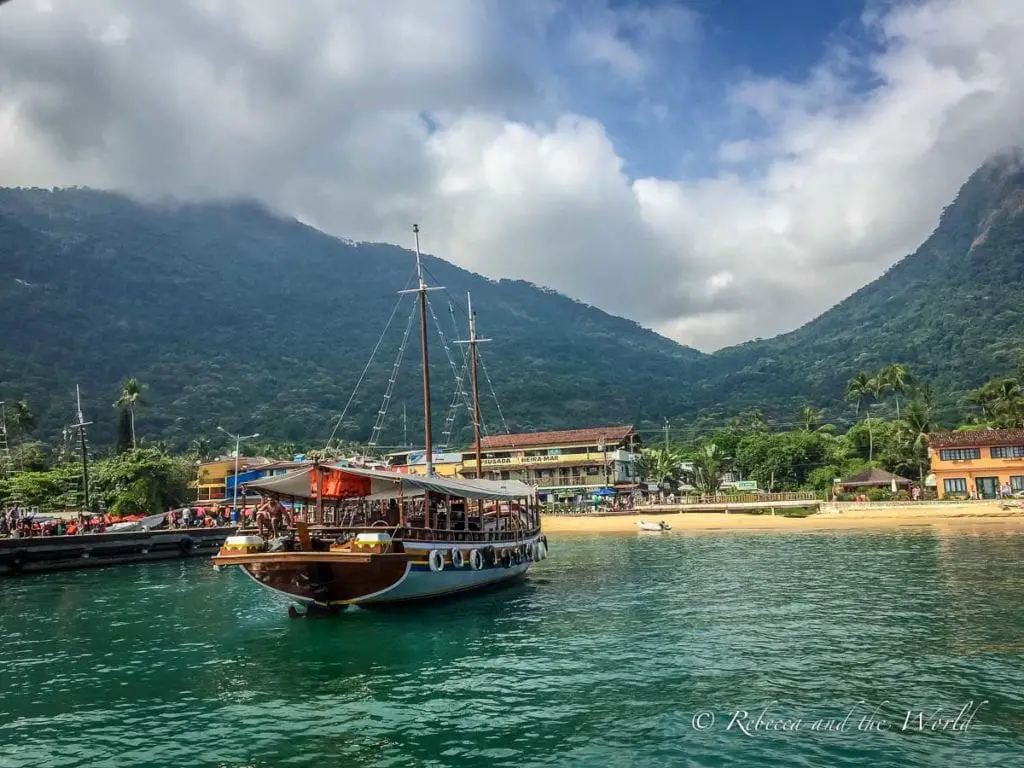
top-left (1, 530), bottom-right (1022, 767)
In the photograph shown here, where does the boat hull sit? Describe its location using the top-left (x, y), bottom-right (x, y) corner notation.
top-left (226, 535), bottom-right (544, 608)
top-left (360, 559), bottom-right (530, 604)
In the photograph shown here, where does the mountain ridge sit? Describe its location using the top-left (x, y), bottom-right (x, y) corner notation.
top-left (0, 186), bottom-right (704, 446)
top-left (3, 148), bottom-right (1024, 445)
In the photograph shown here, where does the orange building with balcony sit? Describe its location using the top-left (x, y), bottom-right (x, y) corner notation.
top-left (927, 428), bottom-right (1024, 499)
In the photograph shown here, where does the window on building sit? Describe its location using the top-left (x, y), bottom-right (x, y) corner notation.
top-left (943, 478), bottom-right (967, 494)
top-left (1012, 476), bottom-right (1024, 492)
top-left (939, 448), bottom-right (981, 461)
top-left (991, 446), bottom-right (1024, 459)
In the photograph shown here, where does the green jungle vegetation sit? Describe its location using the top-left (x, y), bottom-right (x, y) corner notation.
top-left (3, 359), bottom-right (1022, 514)
top-left (3, 150), bottom-right (1024, 514)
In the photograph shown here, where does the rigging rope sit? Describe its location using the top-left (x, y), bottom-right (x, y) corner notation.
top-left (478, 351), bottom-right (511, 436)
top-left (367, 300), bottom-right (418, 448)
top-left (419, 263), bottom-right (511, 437)
top-left (426, 297), bottom-right (475, 449)
top-left (324, 272), bottom-right (415, 449)
top-left (438, 302), bottom-right (480, 448)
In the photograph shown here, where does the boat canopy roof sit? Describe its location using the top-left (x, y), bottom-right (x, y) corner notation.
top-left (243, 464), bottom-right (537, 501)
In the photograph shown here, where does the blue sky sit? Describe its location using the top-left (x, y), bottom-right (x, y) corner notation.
top-left (554, 0), bottom-right (870, 179)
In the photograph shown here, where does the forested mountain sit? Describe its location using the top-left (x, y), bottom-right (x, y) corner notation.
top-left (0, 188), bottom-right (704, 447)
top-left (2, 149), bottom-right (1024, 448)
top-left (693, 148), bottom-right (1024, 424)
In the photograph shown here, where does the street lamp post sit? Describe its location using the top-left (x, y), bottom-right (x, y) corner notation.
top-left (217, 426), bottom-right (259, 515)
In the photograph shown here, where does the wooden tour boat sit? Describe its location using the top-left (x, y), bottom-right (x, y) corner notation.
top-left (211, 225), bottom-right (547, 610)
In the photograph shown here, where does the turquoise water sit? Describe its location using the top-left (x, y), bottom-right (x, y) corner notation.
top-left (2, 528), bottom-right (1023, 767)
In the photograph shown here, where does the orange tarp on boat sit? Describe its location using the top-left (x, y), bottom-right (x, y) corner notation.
top-left (312, 468), bottom-right (372, 499)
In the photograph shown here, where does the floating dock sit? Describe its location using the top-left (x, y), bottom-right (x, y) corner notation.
top-left (0, 527), bottom-right (236, 576)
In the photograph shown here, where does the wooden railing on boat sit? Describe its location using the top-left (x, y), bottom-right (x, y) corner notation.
top-left (238, 525), bottom-right (542, 545)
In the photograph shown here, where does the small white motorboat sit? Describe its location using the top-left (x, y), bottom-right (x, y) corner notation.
top-left (637, 520), bottom-right (671, 532)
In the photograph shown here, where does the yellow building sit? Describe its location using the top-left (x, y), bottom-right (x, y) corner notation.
top-left (927, 428), bottom-right (1024, 499)
top-left (461, 425), bottom-right (640, 501)
top-left (195, 456), bottom-right (274, 502)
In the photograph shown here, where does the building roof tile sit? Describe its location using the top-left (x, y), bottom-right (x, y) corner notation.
top-left (480, 425), bottom-right (636, 450)
top-left (926, 428), bottom-right (1024, 448)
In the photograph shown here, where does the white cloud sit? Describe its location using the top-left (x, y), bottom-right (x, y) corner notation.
top-left (0, 0), bottom-right (1023, 351)
top-left (567, 1), bottom-right (698, 81)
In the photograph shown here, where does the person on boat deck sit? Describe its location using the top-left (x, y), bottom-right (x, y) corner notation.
top-left (255, 496), bottom-right (273, 538)
top-left (270, 501), bottom-right (291, 536)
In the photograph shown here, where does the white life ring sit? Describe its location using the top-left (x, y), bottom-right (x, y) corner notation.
top-left (451, 548), bottom-right (465, 569)
top-left (469, 549), bottom-right (483, 571)
top-left (428, 549), bottom-right (445, 573)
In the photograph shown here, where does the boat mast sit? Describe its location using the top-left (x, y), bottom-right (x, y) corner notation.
top-left (70, 385), bottom-right (93, 519)
top-left (414, 225), bottom-right (433, 476)
top-left (468, 293), bottom-right (484, 477)
top-left (456, 292), bottom-right (491, 490)
top-left (398, 224), bottom-right (446, 477)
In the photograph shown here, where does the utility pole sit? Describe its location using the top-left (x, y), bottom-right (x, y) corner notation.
top-left (403, 403), bottom-right (408, 448)
top-left (664, 418), bottom-right (670, 451)
top-left (217, 426), bottom-right (259, 512)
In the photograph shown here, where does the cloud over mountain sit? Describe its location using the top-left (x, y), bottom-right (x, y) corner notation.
top-left (2, 0), bottom-right (1023, 350)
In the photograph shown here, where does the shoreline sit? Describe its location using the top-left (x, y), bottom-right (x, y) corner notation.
top-left (541, 503), bottom-right (1024, 535)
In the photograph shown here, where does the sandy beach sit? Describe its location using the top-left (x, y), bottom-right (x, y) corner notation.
top-left (541, 502), bottom-right (1024, 535)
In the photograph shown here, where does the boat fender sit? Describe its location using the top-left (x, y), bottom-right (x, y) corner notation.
top-left (428, 549), bottom-right (445, 573)
top-left (536, 541), bottom-right (546, 561)
top-left (500, 548), bottom-right (512, 568)
top-left (451, 548), bottom-right (465, 569)
top-left (178, 536), bottom-right (194, 556)
top-left (483, 546), bottom-right (496, 567)
top-left (524, 543), bottom-right (534, 562)
top-left (512, 547), bottom-right (522, 565)
top-left (469, 549), bottom-right (483, 571)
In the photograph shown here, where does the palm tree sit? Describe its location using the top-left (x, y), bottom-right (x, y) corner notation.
top-left (967, 377), bottom-right (1024, 427)
top-left (865, 375), bottom-right (889, 462)
top-left (902, 387), bottom-right (936, 483)
top-left (639, 447), bottom-right (683, 488)
top-left (9, 399), bottom-right (35, 440)
top-left (846, 372), bottom-right (872, 417)
top-left (684, 442), bottom-right (729, 496)
top-left (190, 437), bottom-right (212, 460)
top-left (879, 364), bottom-right (912, 419)
top-left (113, 377), bottom-right (146, 448)
top-left (800, 406), bottom-right (824, 431)
top-left (747, 409), bottom-right (768, 432)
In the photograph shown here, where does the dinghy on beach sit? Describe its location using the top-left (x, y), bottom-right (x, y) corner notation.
top-left (637, 520), bottom-right (671, 532)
